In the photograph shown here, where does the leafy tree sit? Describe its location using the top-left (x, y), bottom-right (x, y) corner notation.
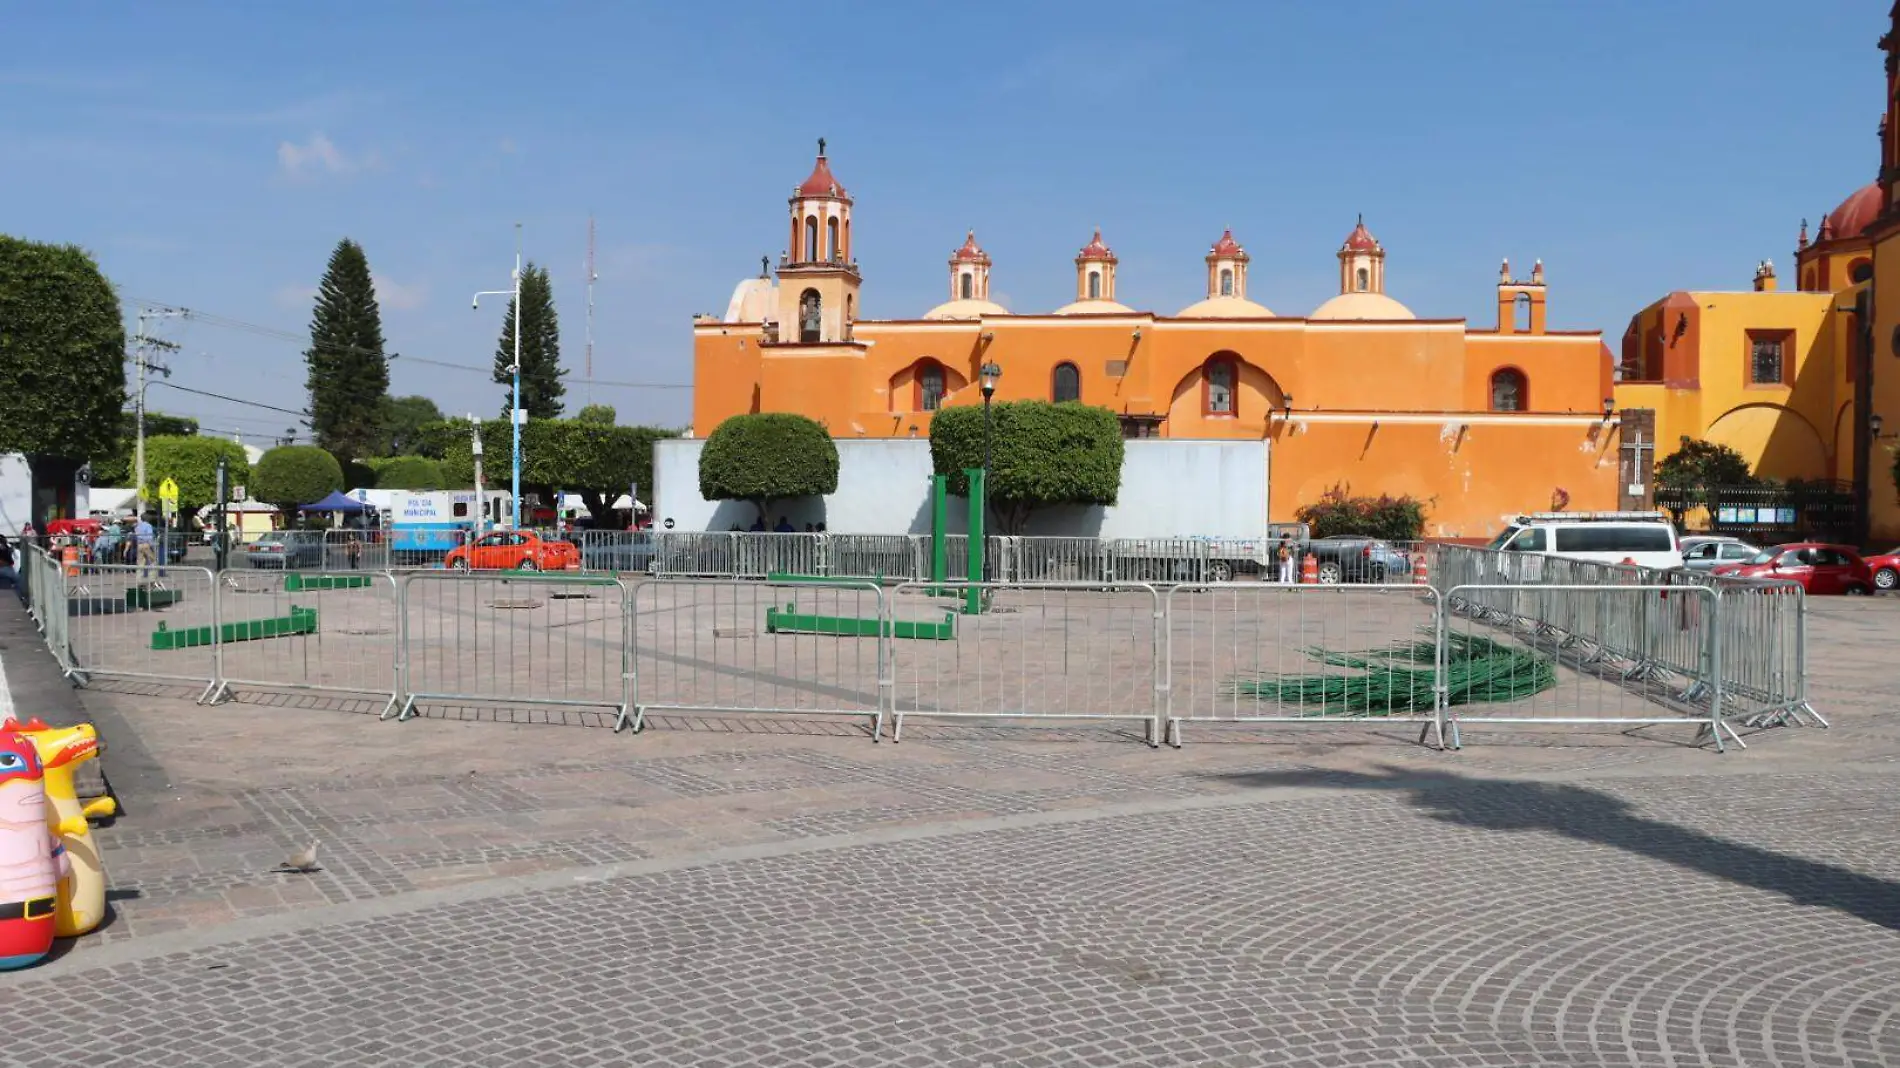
top-left (0, 236), bottom-right (127, 524)
top-left (1656, 439), bottom-right (1754, 490)
top-left (373, 456), bottom-right (445, 490)
top-left (379, 394), bottom-right (443, 455)
top-left (574, 403), bottom-right (616, 425)
top-left (304, 238), bottom-right (391, 462)
top-left (89, 412), bottom-right (201, 487)
top-left (699, 413), bottom-right (838, 524)
top-left (434, 418), bottom-right (671, 523)
top-left (491, 263), bottom-right (565, 420)
top-left (929, 401), bottom-right (1123, 535)
top-left (1294, 485), bottom-right (1428, 541)
top-left (139, 435), bottom-right (252, 515)
top-left (251, 445), bottom-right (345, 513)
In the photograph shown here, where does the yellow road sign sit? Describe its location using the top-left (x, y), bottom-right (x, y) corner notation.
top-left (157, 477), bottom-right (180, 502)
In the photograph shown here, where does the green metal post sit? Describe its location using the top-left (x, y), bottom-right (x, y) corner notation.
top-left (965, 466), bottom-right (985, 615)
top-left (930, 474), bottom-right (948, 594)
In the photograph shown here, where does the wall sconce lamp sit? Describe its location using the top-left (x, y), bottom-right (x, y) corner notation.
top-left (1601, 397), bottom-right (1615, 420)
top-left (979, 331), bottom-right (995, 343)
top-left (1282, 393), bottom-right (1294, 414)
top-left (1873, 412), bottom-right (1886, 439)
top-left (1131, 328), bottom-right (1142, 342)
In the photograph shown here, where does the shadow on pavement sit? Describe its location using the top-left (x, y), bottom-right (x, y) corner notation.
top-left (1210, 764), bottom-right (1900, 932)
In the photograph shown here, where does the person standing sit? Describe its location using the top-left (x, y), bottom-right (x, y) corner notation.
top-left (1276, 535), bottom-right (1296, 584)
top-left (133, 513), bottom-right (157, 577)
top-left (0, 535), bottom-right (15, 592)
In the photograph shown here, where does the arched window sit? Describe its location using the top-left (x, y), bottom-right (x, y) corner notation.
top-left (1514, 293), bottom-right (1532, 332)
top-left (1052, 362), bottom-right (1081, 403)
top-left (1088, 271), bottom-right (1101, 299)
top-left (1489, 368), bottom-right (1527, 412)
top-left (804, 216), bottom-right (818, 262)
top-left (960, 273), bottom-right (973, 300)
top-left (826, 217), bottom-right (840, 261)
top-left (1203, 357), bottom-right (1236, 416)
top-left (918, 363), bottom-right (945, 411)
top-left (1355, 267), bottom-right (1369, 292)
top-left (799, 289), bottom-right (822, 343)
top-left (1219, 268), bottom-right (1234, 297)
top-left (1851, 259), bottom-right (1874, 283)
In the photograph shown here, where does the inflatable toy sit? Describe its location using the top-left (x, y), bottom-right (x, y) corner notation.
top-left (0, 730), bottom-right (70, 969)
top-left (4, 719), bottom-right (114, 936)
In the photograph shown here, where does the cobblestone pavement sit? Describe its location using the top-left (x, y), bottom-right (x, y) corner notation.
top-left (0, 596), bottom-right (1895, 1065)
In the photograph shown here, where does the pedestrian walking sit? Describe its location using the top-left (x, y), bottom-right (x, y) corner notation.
top-left (133, 514), bottom-right (157, 577)
top-left (346, 531), bottom-right (362, 570)
top-left (1276, 535), bottom-right (1296, 584)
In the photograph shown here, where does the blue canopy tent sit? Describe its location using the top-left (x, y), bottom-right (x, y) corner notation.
top-left (297, 490), bottom-right (369, 515)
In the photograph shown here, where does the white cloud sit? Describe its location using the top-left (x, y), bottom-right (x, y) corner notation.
top-left (277, 132), bottom-right (368, 178)
top-left (272, 284), bottom-right (317, 311)
top-left (372, 273), bottom-right (428, 312)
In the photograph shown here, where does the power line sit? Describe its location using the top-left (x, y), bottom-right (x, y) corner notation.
top-left (150, 380), bottom-right (312, 419)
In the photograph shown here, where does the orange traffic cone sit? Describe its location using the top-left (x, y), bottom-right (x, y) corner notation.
top-left (1412, 551), bottom-right (1430, 585)
top-left (61, 544), bottom-right (79, 578)
top-left (1300, 552), bottom-right (1319, 584)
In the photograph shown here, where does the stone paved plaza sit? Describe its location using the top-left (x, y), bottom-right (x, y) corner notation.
top-left (1, 589), bottom-right (1898, 1065)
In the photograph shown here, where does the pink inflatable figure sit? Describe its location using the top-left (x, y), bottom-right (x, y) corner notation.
top-left (0, 731), bottom-right (70, 969)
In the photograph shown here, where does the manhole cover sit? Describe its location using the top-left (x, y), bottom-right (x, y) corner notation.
top-left (549, 592), bottom-right (594, 600)
top-left (490, 599), bottom-right (543, 610)
top-left (337, 627), bottom-right (392, 636)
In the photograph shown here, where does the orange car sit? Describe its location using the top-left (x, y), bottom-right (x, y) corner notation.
top-left (445, 530), bottom-right (580, 572)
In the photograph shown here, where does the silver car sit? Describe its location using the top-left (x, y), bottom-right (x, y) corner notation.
top-left (1679, 535), bottom-right (1761, 572)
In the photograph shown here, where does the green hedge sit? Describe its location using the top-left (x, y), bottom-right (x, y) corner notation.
top-left (698, 413), bottom-right (838, 521)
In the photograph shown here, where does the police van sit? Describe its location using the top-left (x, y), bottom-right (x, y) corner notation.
top-left (1486, 511), bottom-right (1684, 572)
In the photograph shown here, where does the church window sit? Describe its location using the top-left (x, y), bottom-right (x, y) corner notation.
top-left (1489, 368), bottom-right (1527, 412)
top-left (919, 363), bottom-right (945, 411)
top-left (1088, 271), bottom-right (1101, 299)
top-left (826, 217), bottom-right (840, 261)
top-left (1851, 259), bottom-right (1873, 283)
top-left (804, 216), bottom-right (818, 262)
top-left (960, 273), bottom-right (973, 300)
top-left (1052, 362), bottom-right (1081, 403)
top-left (1219, 268), bottom-right (1234, 297)
top-left (1356, 267), bottom-right (1369, 292)
top-left (1203, 357), bottom-right (1236, 416)
top-left (1515, 293), bottom-right (1532, 332)
top-left (799, 289), bottom-right (822, 343)
top-left (1748, 330), bottom-right (1791, 385)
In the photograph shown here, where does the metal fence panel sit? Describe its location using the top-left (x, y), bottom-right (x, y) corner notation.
top-left (396, 571), bottom-right (630, 720)
top-left (732, 532), bottom-right (825, 578)
top-left (571, 529), bottom-right (655, 575)
top-left (825, 534), bottom-right (914, 582)
top-left (886, 582), bottom-right (1161, 743)
top-left (1009, 537), bottom-right (1112, 583)
top-left (62, 561), bottom-right (220, 699)
top-left (1164, 583), bottom-right (1445, 746)
top-left (20, 547), bottom-right (71, 672)
top-left (627, 578), bottom-right (887, 735)
top-left (208, 569), bottom-right (400, 713)
top-left (651, 532), bottom-right (736, 577)
top-left (1711, 581), bottom-right (1816, 728)
top-left (1441, 583), bottom-right (1736, 749)
top-left (321, 530), bottom-right (392, 572)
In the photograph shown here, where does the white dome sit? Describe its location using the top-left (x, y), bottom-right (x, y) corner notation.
top-left (1052, 298), bottom-right (1136, 315)
top-left (1309, 292), bottom-right (1415, 321)
top-left (723, 278), bottom-right (777, 322)
top-left (1175, 295), bottom-right (1275, 318)
top-left (923, 297), bottom-right (1010, 320)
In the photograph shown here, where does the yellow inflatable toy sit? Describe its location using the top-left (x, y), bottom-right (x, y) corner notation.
top-left (3, 719), bottom-right (114, 937)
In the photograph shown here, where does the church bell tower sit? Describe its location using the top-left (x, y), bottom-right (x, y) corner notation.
top-left (774, 139), bottom-right (862, 344)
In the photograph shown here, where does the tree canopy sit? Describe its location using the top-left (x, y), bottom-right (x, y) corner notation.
top-left (929, 401), bottom-right (1123, 534)
top-left (140, 435), bottom-right (252, 516)
top-left (251, 445), bottom-right (345, 512)
top-left (304, 238), bottom-right (391, 462)
top-left (373, 455), bottom-right (445, 491)
top-left (429, 417), bottom-right (672, 523)
top-left (698, 413), bottom-right (838, 523)
top-left (379, 394), bottom-right (443, 455)
top-left (88, 412), bottom-right (201, 487)
top-left (492, 263), bottom-right (565, 420)
top-left (0, 236), bottom-right (127, 516)
top-left (1656, 439), bottom-right (1755, 490)
top-left (1294, 485), bottom-right (1428, 541)
top-left (574, 403), bottom-right (616, 425)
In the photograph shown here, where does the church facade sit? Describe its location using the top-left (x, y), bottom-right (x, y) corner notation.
top-left (692, 145), bottom-right (1633, 538)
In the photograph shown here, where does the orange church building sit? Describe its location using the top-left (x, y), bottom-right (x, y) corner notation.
top-left (691, 145), bottom-right (1636, 538)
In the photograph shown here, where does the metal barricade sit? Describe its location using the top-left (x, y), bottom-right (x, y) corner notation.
top-left (571, 529), bottom-right (655, 575)
top-left (1711, 579), bottom-right (1817, 728)
top-left (1009, 537), bottom-right (1113, 583)
top-left (20, 547), bottom-right (72, 672)
top-left (825, 533), bottom-right (913, 582)
top-left (1165, 583), bottom-right (1446, 747)
top-left (322, 530), bottom-right (389, 572)
top-left (1108, 538), bottom-right (1214, 584)
top-left (206, 569), bottom-right (401, 714)
top-left (651, 532), bottom-right (736, 577)
top-left (732, 532), bottom-right (825, 578)
top-left (626, 578), bottom-right (887, 736)
top-left (61, 560), bottom-right (220, 700)
top-left (886, 582), bottom-right (1162, 744)
top-left (394, 571), bottom-right (631, 722)
top-left (1441, 583), bottom-right (1735, 750)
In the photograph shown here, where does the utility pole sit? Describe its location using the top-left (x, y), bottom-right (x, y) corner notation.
top-left (131, 304), bottom-right (182, 513)
top-left (585, 214), bottom-right (597, 409)
top-left (469, 414), bottom-right (485, 536)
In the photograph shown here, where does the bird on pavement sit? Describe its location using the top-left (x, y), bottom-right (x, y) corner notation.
top-left (276, 841), bottom-right (320, 874)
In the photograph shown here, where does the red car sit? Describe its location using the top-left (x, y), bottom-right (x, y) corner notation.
top-left (444, 530), bottom-right (580, 572)
top-left (1711, 542), bottom-right (1874, 595)
top-left (1864, 548), bottom-right (1900, 592)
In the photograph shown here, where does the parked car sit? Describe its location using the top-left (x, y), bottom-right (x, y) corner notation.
top-left (243, 531), bottom-right (326, 570)
top-left (1710, 542), bottom-right (1874, 595)
top-left (1304, 535), bottom-right (1412, 584)
top-left (578, 532), bottom-right (654, 574)
top-left (1485, 510), bottom-right (1685, 571)
top-left (1863, 547), bottom-right (1900, 591)
top-left (445, 530), bottom-right (581, 572)
top-left (1679, 535), bottom-right (1762, 572)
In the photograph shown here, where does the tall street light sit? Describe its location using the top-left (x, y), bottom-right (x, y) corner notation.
top-left (979, 360), bottom-right (1003, 480)
top-left (472, 223), bottom-right (524, 529)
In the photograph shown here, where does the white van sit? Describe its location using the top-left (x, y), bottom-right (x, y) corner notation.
top-left (1486, 511), bottom-right (1684, 571)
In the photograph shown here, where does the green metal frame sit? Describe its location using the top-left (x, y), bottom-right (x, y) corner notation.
top-left (764, 603), bottom-right (957, 640)
top-left (152, 605), bottom-right (318, 650)
top-left (285, 573), bottom-right (374, 591)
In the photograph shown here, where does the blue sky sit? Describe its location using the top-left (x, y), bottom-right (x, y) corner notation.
top-left (1, 2), bottom-right (1884, 441)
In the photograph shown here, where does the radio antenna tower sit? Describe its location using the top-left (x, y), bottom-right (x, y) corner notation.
top-left (584, 214), bottom-right (597, 407)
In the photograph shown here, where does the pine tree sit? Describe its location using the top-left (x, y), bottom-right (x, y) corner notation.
top-left (492, 262), bottom-right (566, 420)
top-left (304, 239), bottom-right (391, 461)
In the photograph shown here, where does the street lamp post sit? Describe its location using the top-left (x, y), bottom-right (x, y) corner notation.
top-left (469, 415), bottom-right (486, 536)
top-left (472, 224), bottom-right (524, 529)
top-left (979, 361), bottom-right (1003, 479)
